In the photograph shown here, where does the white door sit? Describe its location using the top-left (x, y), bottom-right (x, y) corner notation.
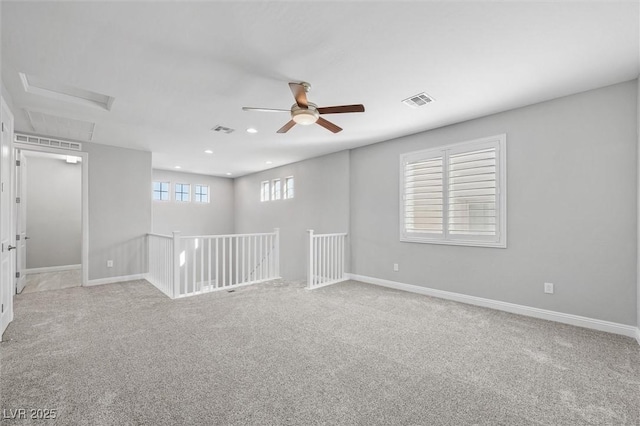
top-left (15, 151), bottom-right (26, 293)
top-left (1, 97), bottom-right (15, 338)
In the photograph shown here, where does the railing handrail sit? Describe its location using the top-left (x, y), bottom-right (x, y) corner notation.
top-left (179, 231), bottom-right (277, 239)
top-left (310, 232), bottom-right (348, 237)
top-left (148, 233), bottom-right (172, 239)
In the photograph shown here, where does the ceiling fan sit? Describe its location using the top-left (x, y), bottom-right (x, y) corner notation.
top-left (242, 82), bottom-right (365, 134)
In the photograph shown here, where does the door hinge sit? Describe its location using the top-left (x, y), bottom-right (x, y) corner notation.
top-left (1, 122), bottom-right (4, 132)
top-left (15, 272), bottom-right (20, 279)
top-left (15, 197), bottom-right (20, 204)
top-left (1, 303), bottom-right (3, 313)
top-left (15, 160), bottom-right (20, 166)
top-left (15, 235), bottom-right (20, 241)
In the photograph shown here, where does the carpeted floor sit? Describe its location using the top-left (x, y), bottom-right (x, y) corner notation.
top-left (1, 279), bottom-right (639, 425)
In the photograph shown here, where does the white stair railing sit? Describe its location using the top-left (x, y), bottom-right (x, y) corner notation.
top-left (307, 230), bottom-right (348, 289)
top-left (147, 229), bottom-right (280, 299)
top-left (147, 233), bottom-right (175, 298)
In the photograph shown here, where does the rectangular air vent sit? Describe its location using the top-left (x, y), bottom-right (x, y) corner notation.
top-left (402, 92), bottom-right (435, 108)
top-left (212, 125), bottom-right (235, 134)
top-left (25, 109), bottom-right (95, 141)
top-left (15, 133), bottom-right (82, 151)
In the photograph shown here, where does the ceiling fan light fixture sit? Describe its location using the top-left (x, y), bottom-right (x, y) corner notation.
top-left (291, 107), bottom-right (319, 125)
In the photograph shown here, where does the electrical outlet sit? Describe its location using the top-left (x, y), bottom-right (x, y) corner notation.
top-left (544, 282), bottom-right (554, 294)
top-left (393, 263), bottom-right (399, 272)
top-left (107, 260), bottom-right (113, 268)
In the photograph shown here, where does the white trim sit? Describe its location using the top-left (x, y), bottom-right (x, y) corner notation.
top-left (347, 273), bottom-right (638, 339)
top-left (25, 264), bottom-right (81, 274)
top-left (308, 277), bottom-right (349, 290)
top-left (85, 273), bottom-right (147, 287)
top-left (15, 141), bottom-right (89, 286)
top-left (636, 327), bottom-right (640, 345)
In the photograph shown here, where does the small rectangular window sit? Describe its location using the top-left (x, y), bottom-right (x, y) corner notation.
top-left (153, 181), bottom-right (169, 201)
top-left (260, 181), bottom-right (270, 202)
top-left (175, 183), bottom-right (190, 202)
top-left (272, 179), bottom-right (281, 200)
top-left (284, 176), bottom-right (294, 199)
top-left (195, 185), bottom-right (209, 203)
top-left (400, 134), bottom-right (506, 248)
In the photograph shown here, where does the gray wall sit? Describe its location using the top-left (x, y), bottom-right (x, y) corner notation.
top-left (152, 169), bottom-right (234, 236)
top-left (25, 155), bottom-right (81, 268)
top-left (85, 142), bottom-right (151, 280)
top-left (350, 80), bottom-right (638, 326)
top-left (234, 151), bottom-right (350, 281)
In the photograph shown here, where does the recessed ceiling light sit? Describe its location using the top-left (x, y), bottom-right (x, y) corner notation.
top-left (246, 128), bottom-right (258, 134)
top-left (265, 161), bottom-right (272, 165)
top-left (204, 150), bottom-right (213, 154)
top-left (226, 172), bottom-right (232, 176)
top-left (174, 166), bottom-right (181, 169)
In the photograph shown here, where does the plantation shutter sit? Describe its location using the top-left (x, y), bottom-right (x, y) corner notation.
top-left (448, 147), bottom-right (497, 237)
top-left (400, 134), bottom-right (505, 247)
top-left (403, 155), bottom-right (444, 235)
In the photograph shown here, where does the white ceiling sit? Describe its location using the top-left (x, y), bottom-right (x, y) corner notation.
top-left (2, 1), bottom-right (638, 177)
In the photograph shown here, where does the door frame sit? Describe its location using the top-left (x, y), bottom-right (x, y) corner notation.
top-left (1, 96), bottom-right (15, 337)
top-left (14, 142), bottom-right (89, 286)
top-left (14, 150), bottom-right (26, 293)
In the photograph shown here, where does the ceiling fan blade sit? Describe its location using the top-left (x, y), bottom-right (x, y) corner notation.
top-left (276, 120), bottom-right (296, 133)
top-left (317, 104), bottom-right (365, 114)
top-left (242, 107), bottom-right (290, 113)
top-left (289, 82), bottom-right (308, 108)
top-left (316, 117), bottom-right (342, 133)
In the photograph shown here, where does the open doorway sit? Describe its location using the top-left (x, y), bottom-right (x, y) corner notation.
top-left (15, 148), bottom-right (84, 293)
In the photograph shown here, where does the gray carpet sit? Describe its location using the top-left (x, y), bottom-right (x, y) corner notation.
top-left (1, 279), bottom-right (639, 425)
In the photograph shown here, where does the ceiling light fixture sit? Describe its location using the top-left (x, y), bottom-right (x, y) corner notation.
top-left (65, 155), bottom-right (78, 164)
top-left (226, 172), bottom-right (232, 176)
top-left (174, 166), bottom-right (181, 169)
top-left (246, 128), bottom-right (258, 134)
top-left (204, 150), bottom-right (213, 154)
top-left (265, 161), bottom-right (272, 165)
top-left (291, 104), bottom-right (319, 125)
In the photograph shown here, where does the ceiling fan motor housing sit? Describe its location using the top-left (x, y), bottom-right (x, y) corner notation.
top-left (291, 103), bottom-right (319, 125)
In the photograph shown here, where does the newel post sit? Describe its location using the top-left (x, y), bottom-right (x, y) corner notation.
top-left (273, 228), bottom-right (280, 278)
top-left (307, 229), bottom-right (314, 289)
top-left (172, 231), bottom-right (181, 299)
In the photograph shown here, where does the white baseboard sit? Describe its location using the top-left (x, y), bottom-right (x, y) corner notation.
top-left (308, 277), bottom-right (349, 290)
top-left (86, 273), bottom-right (147, 287)
top-left (25, 264), bottom-right (81, 274)
top-left (347, 273), bottom-right (639, 340)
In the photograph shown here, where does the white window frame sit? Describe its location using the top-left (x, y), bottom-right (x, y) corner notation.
top-left (260, 180), bottom-right (270, 202)
top-left (153, 181), bottom-right (170, 201)
top-left (399, 134), bottom-right (507, 248)
top-left (284, 176), bottom-right (294, 199)
top-left (194, 184), bottom-right (210, 203)
top-left (272, 179), bottom-right (281, 200)
top-left (175, 183), bottom-right (191, 202)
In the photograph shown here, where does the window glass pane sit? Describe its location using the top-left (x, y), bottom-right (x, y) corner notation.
top-left (285, 177), bottom-right (294, 199)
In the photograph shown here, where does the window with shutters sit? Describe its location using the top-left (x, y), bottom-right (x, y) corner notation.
top-left (284, 176), bottom-right (294, 199)
top-left (400, 134), bottom-right (506, 248)
top-left (272, 179), bottom-right (282, 200)
top-left (260, 181), bottom-right (270, 202)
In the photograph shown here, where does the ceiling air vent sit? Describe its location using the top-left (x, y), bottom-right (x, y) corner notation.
top-left (402, 92), bottom-right (435, 108)
top-left (212, 125), bottom-right (235, 134)
top-left (15, 133), bottom-right (82, 151)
